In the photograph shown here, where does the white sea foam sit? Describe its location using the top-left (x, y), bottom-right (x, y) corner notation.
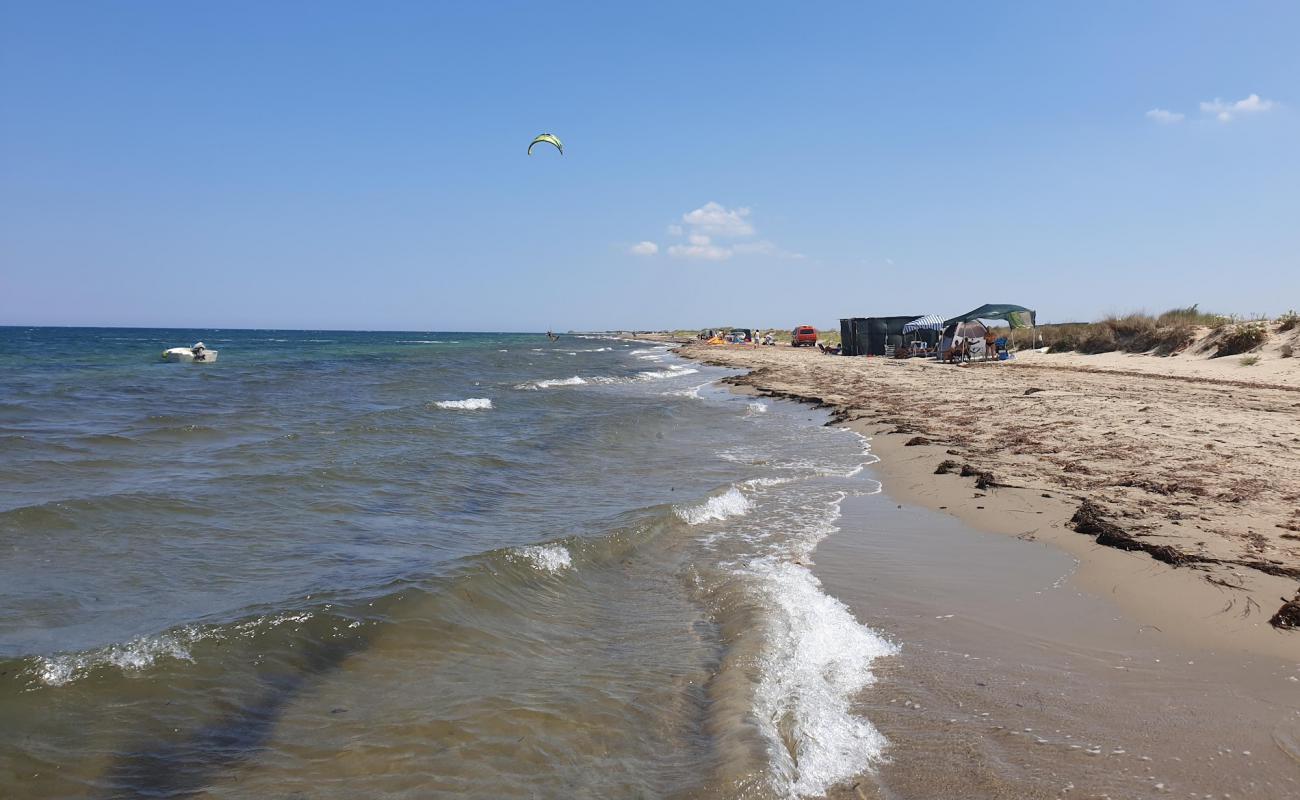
top-left (664, 381), bottom-right (712, 399)
top-left (397, 340), bottom-right (446, 344)
top-left (511, 544), bottom-right (573, 573)
top-left (32, 627), bottom-right (209, 687)
top-left (675, 486), bottom-right (753, 525)
top-left (747, 401), bottom-right (769, 415)
top-left (639, 366), bottom-right (700, 380)
top-left (517, 376), bottom-right (587, 390)
top-left (751, 556), bottom-right (898, 796)
top-left (434, 398), bottom-right (493, 410)
top-left (742, 476), bottom-right (796, 488)
top-left (734, 491), bottom-right (898, 796)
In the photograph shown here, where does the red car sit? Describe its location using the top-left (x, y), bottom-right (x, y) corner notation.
top-left (791, 325), bottom-right (818, 347)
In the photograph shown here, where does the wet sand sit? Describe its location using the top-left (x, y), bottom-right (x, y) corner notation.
top-left (820, 487), bottom-right (1300, 799)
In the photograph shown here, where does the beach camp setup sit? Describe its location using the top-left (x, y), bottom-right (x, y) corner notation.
top-left (837, 304), bottom-right (1037, 361)
top-left (838, 316), bottom-right (923, 356)
top-left (939, 304), bottom-right (1037, 360)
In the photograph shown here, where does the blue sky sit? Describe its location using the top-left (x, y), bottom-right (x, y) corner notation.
top-left (2, 1), bottom-right (1297, 330)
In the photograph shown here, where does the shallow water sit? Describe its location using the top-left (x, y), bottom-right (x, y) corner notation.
top-left (0, 328), bottom-right (893, 798)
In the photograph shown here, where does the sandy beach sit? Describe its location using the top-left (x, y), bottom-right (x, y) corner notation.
top-left (668, 336), bottom-right (1300, 653)
top-left (657, 335), bottom-right (1300, 797)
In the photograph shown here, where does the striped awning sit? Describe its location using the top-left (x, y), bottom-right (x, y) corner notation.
top-left (902, 314), bottom-right (944, 333)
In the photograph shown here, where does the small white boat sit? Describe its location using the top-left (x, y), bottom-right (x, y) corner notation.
top-left (161, 342), bottom-right (218, 363)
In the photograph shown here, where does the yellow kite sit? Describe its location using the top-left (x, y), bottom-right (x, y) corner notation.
top-left (528, 133), bottom-right (564, 156)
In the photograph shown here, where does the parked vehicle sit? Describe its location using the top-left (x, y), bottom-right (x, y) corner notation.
top-left (790, 325), bottom-right (818, 347)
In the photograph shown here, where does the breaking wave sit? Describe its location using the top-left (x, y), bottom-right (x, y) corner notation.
top-left (639, 366), bottom-right (699, 380)
top-left (664, 381), bottom-right (711, 399)
top-left (25, 610), bottom-right (325, 688)
top-left (30, 627), bottom-right (210, 687)
top-left (510, 544), bottom-right (573, 573)
top-left (674, 486), bottom-right (753, 525)
top-left (434, 398), bottom-right (493, 410)
top-left (516, 376), bottom-right (587, 390)
top-left (752, 554), bottom-right (897, 796)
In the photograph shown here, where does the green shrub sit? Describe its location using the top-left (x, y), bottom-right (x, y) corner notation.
top-left (1279, 310), bottom-right (1299, 332)
top-left (1146, 322), bottom-right (1196, 354)
top-left (1107, 314), bottom-right (1157, 347)
top-left (1077, 325), bottom-right (1118, 353)
top-left (1215, 321), bottom-right (1268, 357)
top-left (1048, 332), bottom-right (1078, 352)
top-left (1240, 355), bottom-right (1260, 366)
top-left (1158, 304), bottom-right (1228, 328)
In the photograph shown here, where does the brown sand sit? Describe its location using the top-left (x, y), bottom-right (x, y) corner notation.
top-left (666, 338), bottom-right (1300, 657)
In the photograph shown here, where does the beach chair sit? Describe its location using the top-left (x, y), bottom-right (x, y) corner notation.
top-left (884, 344), bottom-right (896, 359)
top-left (988, 336), bottom-right (1007, 360)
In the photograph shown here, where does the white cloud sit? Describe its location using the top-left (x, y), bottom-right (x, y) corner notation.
top-left (680, 202), bottom-right (754, 237)
top-left (668, 241), bottom-right (732, 261)
top-left (651, 200), bottom-right (803, 261)
top-left (1145, 108), bottom-right (1185, 124)
top-left (628, 241), bottom-right (658, 256)
top-left (1199, 93), bottom-right (1277, 122)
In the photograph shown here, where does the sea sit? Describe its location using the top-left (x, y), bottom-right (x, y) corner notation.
top-left (0, 328), bottom-right (895, 799)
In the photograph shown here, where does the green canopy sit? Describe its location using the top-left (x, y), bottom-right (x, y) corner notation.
top-left (945, 304), bottom-right (1037, 329)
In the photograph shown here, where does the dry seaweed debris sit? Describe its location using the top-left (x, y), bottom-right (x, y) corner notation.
top-left (1070, 501), bottom-right (1300, 590)
top-left (1069, 500), bottom-right (1193, 566)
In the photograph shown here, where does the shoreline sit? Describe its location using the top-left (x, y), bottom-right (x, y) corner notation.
top-left (660, 337), bottom-right (1300, 660)
top-left (652, 335), bottom-right (1300, 797)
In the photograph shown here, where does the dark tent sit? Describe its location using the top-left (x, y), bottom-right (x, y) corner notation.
top-left (840, 319), bottom-right (856, 354)
top-left (839, 316), bottom-right (923, 356)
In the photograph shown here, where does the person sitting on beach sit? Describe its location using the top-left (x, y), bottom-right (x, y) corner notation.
top-left (945, 339), bottom-right (969, 364)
